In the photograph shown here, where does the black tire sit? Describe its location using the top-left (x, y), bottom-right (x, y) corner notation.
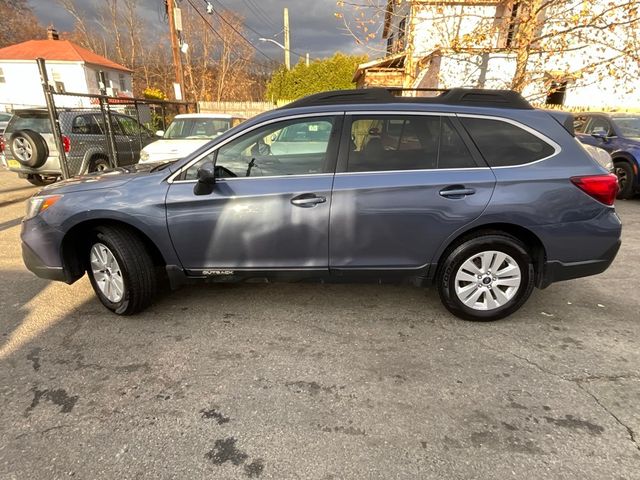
top-left (9, 129), bottom-right (49, 168)
top-left (614, 161), bottom-right (635, 199)
top-left (437, 233), bottom-right (535, 322)
top-left (26, 174), bottom-right (57, 187)
top-left (86, 225), bottom-right (157, 315)
top-left (88, 155), bottom-right (112, 173)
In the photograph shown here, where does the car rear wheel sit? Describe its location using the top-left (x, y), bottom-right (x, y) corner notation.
top-left (614, 162), bottom-right (635, 199)
top-left (89, 156), bottom-right (111, 173)
top-left (9, 129), bottom-right (49, 168)
top-left (87, 226), bottom-right (157, 315)
top-left (437, 233), bottom-right (535, 321)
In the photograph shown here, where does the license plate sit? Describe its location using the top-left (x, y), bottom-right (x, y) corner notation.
top-left (7, 159), bottom-right (20, 169)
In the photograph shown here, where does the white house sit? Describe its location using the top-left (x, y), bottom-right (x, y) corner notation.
top-left (354, 0), bottom-right (639, 108)
top-left (0, 27), bottom-right (133, 111)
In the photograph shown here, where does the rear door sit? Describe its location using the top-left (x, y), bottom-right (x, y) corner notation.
top-left (329, 113), bottom-right (496, 272)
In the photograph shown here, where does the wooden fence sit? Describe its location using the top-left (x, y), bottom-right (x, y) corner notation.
top-left (198, 100), bottom-right (292, 118)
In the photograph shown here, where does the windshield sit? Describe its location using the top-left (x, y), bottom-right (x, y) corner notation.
top-left (164, 118), bottom-right (231, 139)
top-left (613, 117), bottom-right (640, 139)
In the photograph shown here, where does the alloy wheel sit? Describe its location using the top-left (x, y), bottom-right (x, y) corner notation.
top-left (90, 243), bottom-right (124, 303)
top-left (454, 250), bottom-right (521, 311)
top-left (13, 137), bottom-right (32, 162)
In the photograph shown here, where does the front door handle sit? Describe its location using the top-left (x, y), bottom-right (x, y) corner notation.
top-left (291, 193), bottom-right (326, 207)
top-left (439, 185), bottom-right (476, 198)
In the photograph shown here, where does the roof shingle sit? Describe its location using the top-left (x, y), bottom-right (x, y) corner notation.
top-left (0, 39), bottom-right (132, 73)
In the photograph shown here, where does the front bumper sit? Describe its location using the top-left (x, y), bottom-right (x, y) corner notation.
top-left (22, 241), bottom-right (67, 282)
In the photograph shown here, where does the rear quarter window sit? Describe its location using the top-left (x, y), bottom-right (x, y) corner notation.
top-left (5, 113), bottom-right (52, 134)
top-left (460, 117), bottom-right (556, 167)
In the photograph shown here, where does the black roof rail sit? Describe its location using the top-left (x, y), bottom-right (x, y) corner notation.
top-left (280, 87), bottom-right (533, 110)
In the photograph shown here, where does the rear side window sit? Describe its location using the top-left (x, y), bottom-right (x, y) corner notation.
top-left (72, 114), bottom-right (104, 135)
top-left (347, 115), bottom-right (475, 172)
top-left (5, 112), bottom-right (52, 134)
top-left (460, 117), bottom-right (555, 167)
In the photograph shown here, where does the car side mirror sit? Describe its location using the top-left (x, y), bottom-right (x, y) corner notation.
top-left (155, 130), bottom-right (164, 137)
top-left (591, 129), bottom-right (609, 141)
top-left (193, 161), bottom-right (216, 196)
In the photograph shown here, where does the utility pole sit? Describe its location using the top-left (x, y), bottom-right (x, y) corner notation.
top-left (167, 0), bottom-right (185, 100)
top-left (305, 53), bottom-right (309, 67)
top-left (283, 7), bottom-right (290, 70)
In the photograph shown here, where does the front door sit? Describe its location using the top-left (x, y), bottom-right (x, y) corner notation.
top-left (329, 113), bottom-right (496, 272)
top-left (165, 114), bottom-right (342, 272)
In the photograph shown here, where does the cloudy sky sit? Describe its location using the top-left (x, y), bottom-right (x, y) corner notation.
top-left (28, 0), bottom-right (378, 62)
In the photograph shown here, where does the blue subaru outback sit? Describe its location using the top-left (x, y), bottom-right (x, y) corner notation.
top-left (20, 89), bottom-right (621, 321)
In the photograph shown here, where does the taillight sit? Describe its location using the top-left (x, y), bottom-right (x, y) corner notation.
top-left (62, 135), bottom-right (70, 153)
top-left (0, 136), bottom-right (4, 153)
top-left (570, 174), bottom-right (618, 206)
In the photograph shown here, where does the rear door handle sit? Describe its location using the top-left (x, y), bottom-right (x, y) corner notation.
top-left (291, 193), bottom-right (326, 207)
top-left (439, 186), bottom-right (476, 198)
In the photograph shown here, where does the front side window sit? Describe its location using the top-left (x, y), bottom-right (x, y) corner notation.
top-left (183, 116), bottom-right (337, 180)
top-left (585, 117), bottom-right (613, 136)
top-left (460, 117), bottom-right (556, 167)
top-left (347, 115), bottom-right (475, 172)
top-left (117, 115), bottom-right (143, 136)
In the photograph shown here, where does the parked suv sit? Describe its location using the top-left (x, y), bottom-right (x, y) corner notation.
top-left (574, 112), bottom-right (640, 199)
top-left (3, 109), bottom-right (155, 186)
top-left (20, 89), bottom-right (621, 321)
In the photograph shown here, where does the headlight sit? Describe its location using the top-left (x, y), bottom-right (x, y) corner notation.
top-left (25, 195), bottom-right (62, 220)
top-left (140, 150), bottom-right (149, 162)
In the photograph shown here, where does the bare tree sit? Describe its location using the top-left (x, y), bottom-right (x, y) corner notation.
top-left (338, 0), bottom-right (640, 94)
top-left (0, 0), bottom-right (46, 48)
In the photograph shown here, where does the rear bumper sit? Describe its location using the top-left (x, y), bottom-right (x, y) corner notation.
top-left (22, 241), bottom-right (67, 282)
top-left (539, 239), bottom-right (621, 288)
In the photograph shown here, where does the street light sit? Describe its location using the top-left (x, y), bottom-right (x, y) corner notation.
top-left (259, 37), bottom-right (286, 50)
top-left (259, 37), bottom-right (290, 70)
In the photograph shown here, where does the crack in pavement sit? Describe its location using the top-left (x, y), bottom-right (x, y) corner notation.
top-left (575, 381), bottom-right (640, 452)
top-left (434, 319), bottom-right (640, 454)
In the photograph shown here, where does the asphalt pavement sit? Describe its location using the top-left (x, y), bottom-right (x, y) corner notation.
top-left (0, 167), bottom-right (638, 479)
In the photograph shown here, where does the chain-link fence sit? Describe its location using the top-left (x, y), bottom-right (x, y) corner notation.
top-left (48, 91), bottom-right (196, 176)
top-left (1, 58), bottom-right (196, 180)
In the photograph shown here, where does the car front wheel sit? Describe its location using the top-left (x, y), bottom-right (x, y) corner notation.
top-left (87, 226), bottom-right (157, 315)
top-left (437, 233), bottom-right (535, 321)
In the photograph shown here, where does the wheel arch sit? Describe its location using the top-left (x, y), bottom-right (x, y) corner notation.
top-left (433, 222), bottom-right (547, 287)
top-left (78, 148), bottom-right (110, 174)
top-left (61, 218), bottom-right (167, 283)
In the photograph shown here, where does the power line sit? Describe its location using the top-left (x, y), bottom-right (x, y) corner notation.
top-left (184, 0), bottom-right (277, 64)
top-left (183, 0), bottom-right (277, 69)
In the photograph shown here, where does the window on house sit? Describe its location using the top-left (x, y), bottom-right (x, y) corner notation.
top-left (119, 73), bottom-right (127, 91)
top-left (505, 2), bottom-right (520, 47)
top-left (545, 80), bottom-right (567, 106)
top-left (397, 18), bottom-right (407, 50)
top-left (0, 67), bottom-right (5, 83)
top-left (497, 1), bottom-right (520, 48)
top-left (386, 34), bottom-right (394, 54)
top-left (51, 70), bottom-right (65, 93)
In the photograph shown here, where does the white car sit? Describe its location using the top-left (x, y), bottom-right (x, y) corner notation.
top-left (139, 113), bottom-right (245, 164)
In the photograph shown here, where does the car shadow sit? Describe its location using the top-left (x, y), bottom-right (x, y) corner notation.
top-left (0, 217), bottom-right (22, 232)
